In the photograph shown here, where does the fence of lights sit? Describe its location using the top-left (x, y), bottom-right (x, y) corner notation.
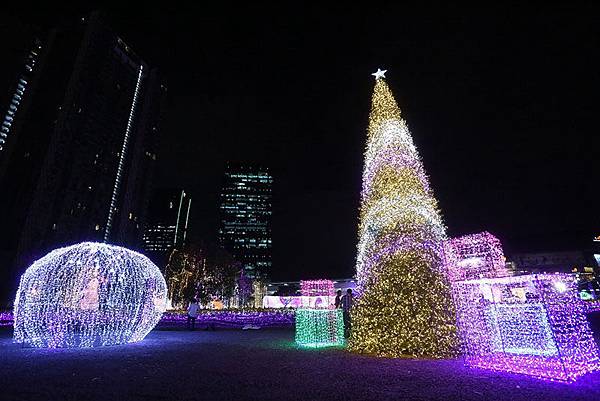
top-left (453, 274), bottom-right (599, 381)
top-left (13, 242), bottom-right (167, 348)
top-left (442, 231), bottom-right (509, 282)
top-left (159, 310), bottom-right (295, 329)
top-left (445, 232), bottom-right (599, 381)
top-left (295, 280), bottom-right (344, 348)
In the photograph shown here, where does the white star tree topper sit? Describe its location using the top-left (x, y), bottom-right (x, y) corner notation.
top-left (371, 68), bottom-right (387, 79)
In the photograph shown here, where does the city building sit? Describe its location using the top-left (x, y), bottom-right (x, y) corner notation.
top-left (507, 249), bottom-right (600, 297)
top-left (218, 164), bottom-right (272, 278)
top-left (0, 34), bottom-right (43, 158)
top-left (0, 12), bottom-right (166, 302)
top-left (594, 235), bottom-right (600, 268)
top-left (143, 189), bottom-right (192, 269)
top-left (508, 250), bottom-right (598, 276)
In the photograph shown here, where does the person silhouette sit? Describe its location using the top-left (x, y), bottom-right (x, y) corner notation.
top-left (340, 289), bottom-right (354, 338)
top-left (187, 298), bottom-right (200, 330)
top-left (334, 290), bottom-right (342, 309)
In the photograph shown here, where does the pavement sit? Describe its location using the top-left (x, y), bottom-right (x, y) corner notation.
top-left (1, 327), bottom-right (600, 401)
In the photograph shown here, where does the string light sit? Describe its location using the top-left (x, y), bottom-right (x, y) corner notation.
top-left (0, 311), bottom-right (12, 327)
top-left (296, 279), bottom-right (344, 347)
top-left (453, 274), bottom-right (600, 381)
top-left (350, 72), bottom-right (458, 358)
top-left (442, 231), bottom-right (509, 282)
top-left (104, 65), bottom-right (144, 241)
top-left (262, 295), bottom-right (336, 309)
top-left (295, 309), bottom-right (344, 348)
top-left (300, 280), bottom-right (335, 308)
top-left (13, 242), bottom-right (167, 348)
top-left (159, 310), bottom-right (294, 329)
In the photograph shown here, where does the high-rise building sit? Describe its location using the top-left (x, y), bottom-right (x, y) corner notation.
top-left (0, 36), bottom-right (43, 157)
top-left (219, 164), bottom-right (272, 278)
top-left (0, 12), bottom-right (166, 302)
top-left (143, 189), bottom-right (192, 269)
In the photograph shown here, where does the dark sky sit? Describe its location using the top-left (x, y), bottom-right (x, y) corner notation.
top-left (5, 3), bottom-right (600, 281)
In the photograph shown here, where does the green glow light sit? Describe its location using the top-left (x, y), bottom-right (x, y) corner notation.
top-left (295, 309), bottom-right (344, 348)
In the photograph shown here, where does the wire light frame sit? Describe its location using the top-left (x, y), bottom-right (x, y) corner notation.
top-left (442, 231), bottom-right (509, 282)
top-left (300, 279), bottom-right (335, 308)
top-left (14, 242), bottom-right (167, 348)
top-left (295, 279), bottom-right (344, 348)
top-left (453, 274), bottom-right (599, 382)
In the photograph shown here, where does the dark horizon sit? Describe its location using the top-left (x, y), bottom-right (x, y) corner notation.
top-left (2, 4), bottom-right (598, 281)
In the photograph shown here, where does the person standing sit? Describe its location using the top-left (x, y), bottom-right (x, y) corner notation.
top-left (340, 289), bottom-right (354, 338)
top-left (334, 289), bottom-right (342, 309)
top-left (187, 299), bottom-right (200, 330)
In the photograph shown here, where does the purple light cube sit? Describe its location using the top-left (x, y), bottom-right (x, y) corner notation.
top-left (453, 274), bottom-right (599, 381)
top-left (442, 231), bottom-right (508, 282)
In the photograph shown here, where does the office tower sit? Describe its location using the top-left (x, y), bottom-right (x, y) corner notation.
top-left (143, 189), bottom-right (192, 269)
top-left (219, 164), bottom-right (272, 278)
top-left (0, 35), bottom-right (43, 157)
top-left (0, 12), bottom-right (166, 302)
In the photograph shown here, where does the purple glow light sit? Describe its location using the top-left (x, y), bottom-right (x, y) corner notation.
top-left (0, 311), bottom-right (13, 327)
top-left (300, 280), bottom-right (335, 309)
top-left (158, 310), bottom-right (294, 329)
top-left (442, 231), bottom-right (508, 282)
top-left (453, 274), bottom-right (600, 382)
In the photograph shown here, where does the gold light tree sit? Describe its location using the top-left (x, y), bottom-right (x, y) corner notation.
top-left (350, 69), bottom-right (458, 358)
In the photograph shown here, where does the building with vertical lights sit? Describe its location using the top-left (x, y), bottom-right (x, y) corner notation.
top-left (0, 12), bottom-right (166, 302)
top-left (0, 36), bottom-right (43, 158)
top-left (143, 189), bottom-right (192, 269)
top-left (219, 164), bottom-right (272, 278)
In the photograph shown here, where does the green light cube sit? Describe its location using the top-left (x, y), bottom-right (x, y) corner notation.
top-left (295, 308), bottom-right (344, 348)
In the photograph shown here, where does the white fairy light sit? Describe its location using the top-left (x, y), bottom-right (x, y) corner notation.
top-left (104, 65), bottom-right (144, 241)
top-left (13, 242), bottom-right (167, 347)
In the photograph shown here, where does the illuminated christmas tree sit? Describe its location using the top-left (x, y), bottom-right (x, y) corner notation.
top-left (350, 69), bottom-right (458, 358)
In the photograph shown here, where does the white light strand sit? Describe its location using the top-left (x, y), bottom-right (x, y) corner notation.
top-left (104, 65), bottom-right (144, 242)
top-left (13, 242), bottom-right (167, 347)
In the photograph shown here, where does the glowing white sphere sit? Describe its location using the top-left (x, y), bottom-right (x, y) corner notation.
top-left (13, 242), bottom-right (167, 347)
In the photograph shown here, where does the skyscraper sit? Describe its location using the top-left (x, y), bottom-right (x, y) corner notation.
top-left (143, 189), bottom-right (192, 269)
top-left (219, 164), bottom-right (272, 278)
top-left (0, 12), bottom-right (166, 302)
top-left (0, 36), bottom-right (43, 157)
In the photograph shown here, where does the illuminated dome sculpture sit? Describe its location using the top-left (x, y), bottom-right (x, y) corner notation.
top-left (14, 242), bottom-right (167, 347)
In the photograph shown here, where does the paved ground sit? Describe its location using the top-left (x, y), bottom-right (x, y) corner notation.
top-left (1, 327), bottom-right (600, 401)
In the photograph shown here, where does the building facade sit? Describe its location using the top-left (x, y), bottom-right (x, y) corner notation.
top-left (508, 250), bottom-right (598, 276)
top-left (218, 164), bottom-right (272, 278)
top-left (0, 36), bottom-right (43, 157)
top-left (143, 189), bottom-right (192, 269)
top-left (507, 250), bottom-right (599, 298)
top-left (0, 13), bottom-right (165, 302)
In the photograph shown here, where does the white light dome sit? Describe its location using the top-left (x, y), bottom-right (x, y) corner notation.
top-left (14, 242), bottom-right (167, 347)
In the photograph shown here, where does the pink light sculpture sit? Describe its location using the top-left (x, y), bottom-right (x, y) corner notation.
top-left (442, 231), bottom-right (508, 282)
top-left (453, 274), bottom-right (599, 381)
top-left (300, 280), bottom-right (335, 309)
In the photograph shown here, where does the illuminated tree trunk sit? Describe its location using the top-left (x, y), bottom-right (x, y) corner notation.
top-left (350, 74), bottom-right (458, 358)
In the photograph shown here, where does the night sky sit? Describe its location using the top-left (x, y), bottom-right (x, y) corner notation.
top-left (5, 4), bottom-right (599, 281)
